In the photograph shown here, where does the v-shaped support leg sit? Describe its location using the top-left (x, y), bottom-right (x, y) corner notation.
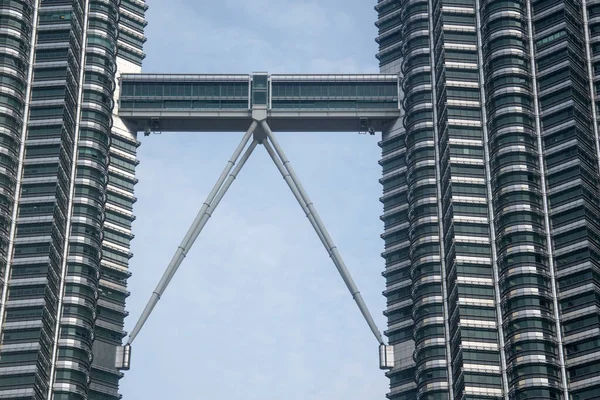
top-left (260, 121), bottom-right (385, 346)
top-left (127, 121), bottom-right (259, 345)
top-left (120, 119), bottom-right (393, 372)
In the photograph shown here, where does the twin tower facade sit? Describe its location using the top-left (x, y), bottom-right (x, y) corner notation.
top-left (377, 0), bottom-right (600, 399)
top-left (0, 0), bottom-right (146, 399)
top-left (0, 0), bottom-right (598, 399)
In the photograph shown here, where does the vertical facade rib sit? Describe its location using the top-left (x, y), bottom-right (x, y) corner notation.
top-left (376, 1), bottom-right (416, 399)
top-left (0, 1), bottom-right (146, 399)
top-left (377, 0), bottom-right (600, 398)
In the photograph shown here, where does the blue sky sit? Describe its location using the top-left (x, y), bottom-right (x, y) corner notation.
top-left (120, 1), bottom-right (388, 398)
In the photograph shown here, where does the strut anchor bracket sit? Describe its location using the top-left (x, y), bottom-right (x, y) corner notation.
top-left (379, 344), bottom-right (394, 370)
top-left (116, 344), bottom-right (131, 371)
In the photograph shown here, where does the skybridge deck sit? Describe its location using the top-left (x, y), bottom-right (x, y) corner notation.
top-left (117, 72), bottom-right (401, 132)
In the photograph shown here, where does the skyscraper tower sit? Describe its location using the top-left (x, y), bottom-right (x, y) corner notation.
top-left (0, 1), bottom-right (147, 399)
top-left (377, 0), bottom-right (600, 399)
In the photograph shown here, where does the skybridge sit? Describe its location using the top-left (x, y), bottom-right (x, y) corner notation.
top-left (114, 72), bottom-right (400, 373)
top-left (118, 72), bottom-right (401, 133)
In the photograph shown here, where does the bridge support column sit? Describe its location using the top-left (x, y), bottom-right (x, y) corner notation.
top-left (127, 121), bottom-right (258, 344)
top-left (260, 120), bottom-right (385, 346)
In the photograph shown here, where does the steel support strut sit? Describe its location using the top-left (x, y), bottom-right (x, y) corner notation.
top-left (127, 122), bottom-right (258, 344)
top-left (261, 121), bottom-right (384, 345)
top-left (262, 142), bottom-right (327, 248)
top-left (123, 119), bottom-right (390, 371)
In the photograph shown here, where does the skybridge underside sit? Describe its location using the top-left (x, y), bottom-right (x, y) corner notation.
top-left (117, 73), bottom-right (402, 132)
top-left (117, 111), bottom-right (400, 132)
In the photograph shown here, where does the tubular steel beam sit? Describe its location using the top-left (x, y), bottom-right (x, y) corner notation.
top-left (261, 121), bottom-right (385, 345)
top-left (127, 123), bottom-right (258, 344)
